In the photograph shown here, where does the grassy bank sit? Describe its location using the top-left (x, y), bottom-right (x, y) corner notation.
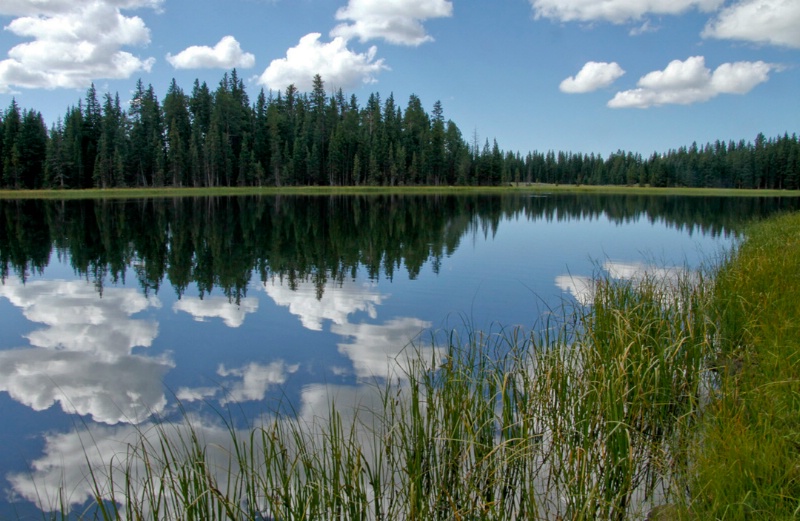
top-left (682, 213), bottom-right (800, 519)
top-left (0, 184), bottom-right (798, 200)
top-left (31, 213), bottom-right (799, 520)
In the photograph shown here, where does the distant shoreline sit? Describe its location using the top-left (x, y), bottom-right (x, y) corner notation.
top-left (1, 184), bottom-right (799, 200)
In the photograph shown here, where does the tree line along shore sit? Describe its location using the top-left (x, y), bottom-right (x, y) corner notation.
top-left (0, 70), bottom-right (798, 191)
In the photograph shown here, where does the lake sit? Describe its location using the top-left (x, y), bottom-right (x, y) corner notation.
top-left (0, 192), bottom-right (797, 518)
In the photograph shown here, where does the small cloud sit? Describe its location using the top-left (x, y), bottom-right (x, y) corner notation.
top-left (702, 0), bottom-right (800, 49)
top-left (529, 0), bottom-right (723, 24)
top-left (629, 19), bottom-right (658, 35)
top-left (608, 56), bottom-right (774, 108)
top-left (175, 386), bottom-right (219, 403)
top-left (0, 0), bottom-right (163, 17)
top-left (166, 36), bottom-right (256, 70)
top-left (560, 61), bottom-right (625, 93)
top-left (257, 32), bottom-right (387, 92)
top-left (331, 0), bottom-right (453, 46)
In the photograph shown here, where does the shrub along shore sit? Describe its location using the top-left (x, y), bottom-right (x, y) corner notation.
top-left (39, 211), bottom-right (799, 520)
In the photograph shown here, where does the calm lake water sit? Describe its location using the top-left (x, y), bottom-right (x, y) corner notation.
top-left (0, 193), bottom-right (797, 517)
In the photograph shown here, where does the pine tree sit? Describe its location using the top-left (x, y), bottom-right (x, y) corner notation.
top-left (129, 81), bottom-right (165, 187)
top-left (45, 119), bottom-right (67, 188)
top-left (93, 93), bottom-right (125, 188)
top-left (2, 99), bottom-right (21, 188)
top-left (80, 84), bottom-right (102, 188)
top-left (429, 100), bottom-right (445, 185)
top-left (164, 79), bottom-right (191, 187)
top-left (253, 89), bottom-right (270, 184)
top-left (62, 106), bottom-right (84, 188)
top-left (403, 94), bottom-right (429, 185)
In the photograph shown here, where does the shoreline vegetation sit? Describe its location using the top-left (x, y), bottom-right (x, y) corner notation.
top-left (1, 184), bottom-right (800, 200)
top-left (687, 212), bottom-right (800, 518)
top-left (35, 211), bottom-right (799, 519)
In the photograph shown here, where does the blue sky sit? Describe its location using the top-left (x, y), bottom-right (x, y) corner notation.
top-left (0, 0), bottom-right (797, 156)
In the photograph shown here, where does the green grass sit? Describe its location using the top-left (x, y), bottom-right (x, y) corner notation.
top-left (0, 184), bottom-right (798, 200)
top-left (681, 213), bottom-right (800, 519)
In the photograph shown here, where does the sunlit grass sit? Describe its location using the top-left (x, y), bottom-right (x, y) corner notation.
top-left (682, 213), bottom-right (800, 519)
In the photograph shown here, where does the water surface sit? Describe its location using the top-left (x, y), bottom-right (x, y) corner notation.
top-left (0, 193), bottom-right (796, 517)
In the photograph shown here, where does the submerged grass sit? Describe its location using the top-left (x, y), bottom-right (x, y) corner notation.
top-left (35, 212), bottom-right (800, 519)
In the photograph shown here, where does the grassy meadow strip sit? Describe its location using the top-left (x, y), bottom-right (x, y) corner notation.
top-left (0, 185), bottom-right (798, 200)
top-left (682, 212), bottom-right (800, 519)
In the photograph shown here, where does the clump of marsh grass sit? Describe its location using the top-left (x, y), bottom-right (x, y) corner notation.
top-left (549, 272), bottom-right (712, 520)
top-left (47, 268), bottom-right (714, 520)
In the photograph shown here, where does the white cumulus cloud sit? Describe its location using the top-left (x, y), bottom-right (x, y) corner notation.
top-left (560, 61), bottom-right (625, 93)
top-left (0, 0), bottom-right (159, 92)
top-left (702, 0), bottom-right (800, 49)
top-left (530, 0), bottom-right (723, 23)
top-left (257, 33), bottom-right (386, 92)
top-left (331, 0), bottom-right (453, 46)
top-left (608, 56), bottom-right (774, 108)
top-left (0, 0), bottom-right (162, 17)
top-left (166, 35), bottom-right (256, 70)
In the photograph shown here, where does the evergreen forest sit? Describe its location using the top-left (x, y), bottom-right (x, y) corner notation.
top-left (0, 70), bottom-right (798, 190)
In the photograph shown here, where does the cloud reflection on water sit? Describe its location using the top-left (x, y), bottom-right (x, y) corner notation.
top-left (334, 317), bottom-right (434, 379)
top-left (262, 279), bottom-right (384, 331)
top-left (172, 296), bottom-right (259, 328)
top-left (176, 360), bottom-right (301, 406)
top-left (9, 343), bottom-right (431, 514)
top-left (556, 260), bottom-right (692, 305)
top-left (6, 275), bottom-right (439, 514)
top-left (261, 278), bottom-right (436, 380)
top-left (0, 278), bottom-right (171, 425)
